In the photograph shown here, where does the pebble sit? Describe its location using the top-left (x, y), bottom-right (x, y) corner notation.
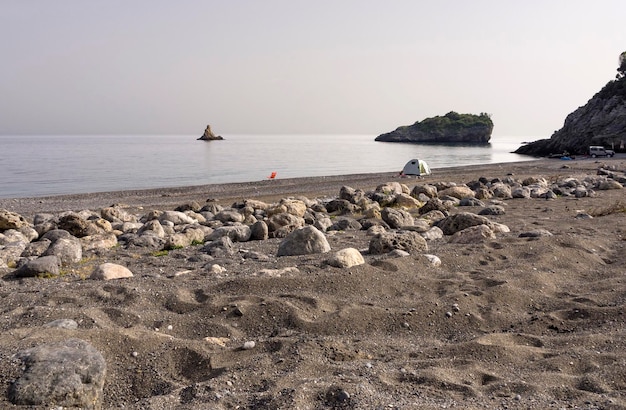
top-left (242, 341), bottom-right (256, 350)
top-left (445, 311), bottom-right (453, 318)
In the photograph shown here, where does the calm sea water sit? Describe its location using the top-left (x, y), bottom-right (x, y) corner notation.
top-left (0, 134), bottom-right (536, 198)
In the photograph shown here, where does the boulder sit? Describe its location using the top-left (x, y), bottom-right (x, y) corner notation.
top-left (449, 225), bottom-right (496, 243)
top-left (381, 207), bottom-right (414, 229)
top-left (435, 212), bottom-right (494, 235)
top-left (9, 339), bottom-right (106, 409)
top-left (327, 248), bottom-right (365, 268)
top-left (43, 235), bottom-right (82, 265)
top-left (0, 209), bottom-right (29, 230)
top-left (369, 231), bottom-right (428, 255)
top-left (277, 226), bottom-right (331, 256)
top-left (90, 263), bottom-right (133, 280)
top-left (13, 255), bottom-right (60, 278)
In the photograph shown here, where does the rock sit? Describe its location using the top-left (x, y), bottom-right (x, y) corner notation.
top-left (423, 254), bottom-right (442, 266)
top-left (515, 56), bottom-right (626, 156)
top-left (13, 255), bottom-right (60, 278)
top-left (328, 217), bottom-right (362, 231)
top-left (100, 206), bottom-right (138, 223)
top-left (374, 182), bottom-right (405, 196)
top-left (339, 185), bottom-right (365, 204)
top-left (57, 213), bottom-right (103, 237)
top-left (21, 238), bottom-right (51, 258)
top-left (418, 198), bottom-right (450, 215)
top-left (277, 226), bottom-right (331, 256)
top-left (197, 124), bottom-right (224, 140)
top-left (435, 212), bottom-right (494, 235)
top-left (375, 111), bottom-right (493, 143)
top-left (490, 183), bottom-right (513, 199)
top-left (43, 235), bottom-right (82, 265)
top-left (511, 186), bottom-right (531, 198)
top-left (410, 184), bottom-right (438, 199)
top-left (268, 213), bottom-right (305, 238)
top-left (478, 205), bottom-right (506, 215)
top-left (44, 318), bottom-right (79, 329)
top-left (159, 210), bottom-right (197, 225)
top-left (325, 199), bottom-right (357, 214)
top-left (597, 179), bottom-right (623, 190)
top-left (369, 231), bottom-right (428, 254)
top-left (165, 232), bottom-right (193, 249)
top-left (519, 229), bottom-right (553, 238)
top-left (439, 185), bottom-right (475, 200)
top-left (138, 219), bottom-right (166, 238)
top-left (394, 193), bottom-right (422, 208)
top-left (208, 225), bottom-right (252, 242)
top-left (421, 226), bottom-right (444, 241)
top-left (202, 236), bottom-right (235, 257)
top-left (80, 232), bottom-right (118, 251)
top-left (327, 248), bottom-right (365, 268)
top-left (448, 225), bottom-right (496, 243)
top-left (90, 262), bottom-right (133, 280)
top-left (0, 209), bottom-right (29, 230)
top-left (250, 221), bottom-right (269, 240)
top-left (9, 339), bottom-right (106, 409)
top-left (459, 197), bottom-right (485, 207)
top-left (257, 267), bottom-right (299, 276)
top-left (381, 207), bottom-right (414, 229)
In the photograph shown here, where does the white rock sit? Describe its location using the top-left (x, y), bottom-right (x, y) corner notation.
top-left (90, 263), bottom-right (133, 280)
top-left (327, 248), bottom-right (365, 268)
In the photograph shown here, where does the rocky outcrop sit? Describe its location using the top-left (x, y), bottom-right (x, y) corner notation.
top-left (197, 124), bottom-right (224, 141)
top-left (375, 112), bottom-right (493, 144)
top-left (516, 55), bottom-right (626, 157)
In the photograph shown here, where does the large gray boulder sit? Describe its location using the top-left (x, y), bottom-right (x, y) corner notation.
top-left (381, 207), bottom-right (414, 229)
top-left (42, 230), bottom-right (82, 265)
top-left (277, 226), bottom-right (331, 256)
top-left (9, 339), bottom-right (106, 409)
top-left (13, 255), bottom-right (60, 278)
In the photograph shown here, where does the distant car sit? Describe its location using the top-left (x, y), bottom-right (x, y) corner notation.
top-left (589, 146), bottom-right (615, 157)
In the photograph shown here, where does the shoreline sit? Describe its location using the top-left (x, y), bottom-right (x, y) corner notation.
top-left (0, 158), bottom-right (614, 217)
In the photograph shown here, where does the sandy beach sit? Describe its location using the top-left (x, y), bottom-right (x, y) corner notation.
top-left (1, 158), bottom-right (626, 409)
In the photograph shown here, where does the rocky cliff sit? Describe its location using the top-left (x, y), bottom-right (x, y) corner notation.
top-left (515, 54), bottom-right (626, 157)
top-left (198, 124), bottom-right (224, 141)
top-left (375, 112), bottom-right (493, 144)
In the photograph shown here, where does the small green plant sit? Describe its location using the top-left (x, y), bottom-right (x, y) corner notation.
top-left (191, 240), bottom-right (204, 246)
top-left (151, 250), bottom-right (169, 257)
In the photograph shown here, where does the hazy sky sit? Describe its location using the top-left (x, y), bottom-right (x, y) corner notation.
top-left (1, 1), bottom-right (624, 137)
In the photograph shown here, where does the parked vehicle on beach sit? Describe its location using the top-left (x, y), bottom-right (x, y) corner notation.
top-left (589, 146), bottom-right (615, 157)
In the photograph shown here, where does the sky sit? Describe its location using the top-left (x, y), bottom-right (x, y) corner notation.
top-left (1, 1), bottom-right (624, 137)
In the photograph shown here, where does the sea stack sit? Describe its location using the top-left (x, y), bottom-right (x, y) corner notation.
top-left (198, 125), bottom-right (224, 141)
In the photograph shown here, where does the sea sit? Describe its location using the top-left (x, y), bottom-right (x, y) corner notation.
top-left (0, 134), bottom-right (537, 199)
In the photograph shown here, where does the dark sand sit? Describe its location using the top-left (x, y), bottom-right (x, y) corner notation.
top-left (2, 158), bottom-right (626, 409)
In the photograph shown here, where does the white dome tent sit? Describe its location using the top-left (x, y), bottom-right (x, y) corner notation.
top-left (401, 159), bottom-right (431, 176)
